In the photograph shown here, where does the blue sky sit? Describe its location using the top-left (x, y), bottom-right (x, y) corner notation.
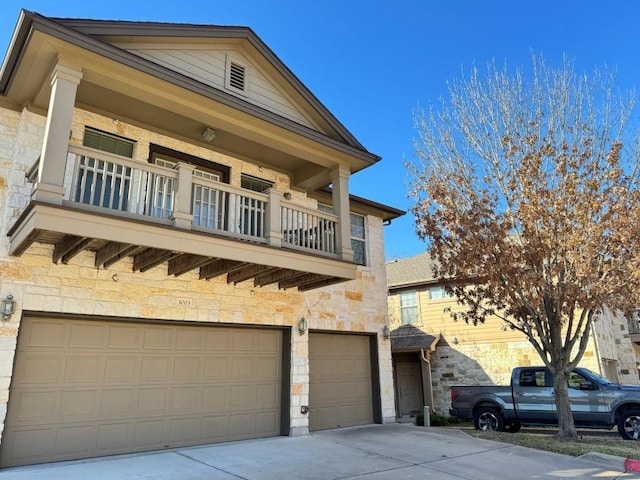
top-left (2, 1), bottom-right (640, 260)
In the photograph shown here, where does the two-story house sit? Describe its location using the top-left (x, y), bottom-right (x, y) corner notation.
top-left (0, 11), bottom-right (404, 467)
top-left (386, 252), bottom-right (640, 420)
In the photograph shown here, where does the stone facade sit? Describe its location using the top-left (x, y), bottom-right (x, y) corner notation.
top-left (0, 105), bottom-right (396, 440)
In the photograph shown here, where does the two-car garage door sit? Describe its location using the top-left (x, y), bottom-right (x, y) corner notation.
top-left (1, 317), bottom-right (282, 467)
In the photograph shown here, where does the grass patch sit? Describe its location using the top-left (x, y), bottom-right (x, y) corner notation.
top-left (453, 424), bottom-right (640, 460)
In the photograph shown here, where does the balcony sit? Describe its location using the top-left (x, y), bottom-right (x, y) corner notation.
top-left (8, 145), bottom-right (358, 291)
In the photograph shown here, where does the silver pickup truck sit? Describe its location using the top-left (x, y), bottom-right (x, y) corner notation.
top-left (449, 366), bottom-right (640, 440)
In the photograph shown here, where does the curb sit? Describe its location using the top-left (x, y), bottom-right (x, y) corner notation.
top-left (625, 459), bottom-right (640, 472)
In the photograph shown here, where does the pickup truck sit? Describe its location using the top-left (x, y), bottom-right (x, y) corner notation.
top-left (449, 366), bottom-right (640, 440)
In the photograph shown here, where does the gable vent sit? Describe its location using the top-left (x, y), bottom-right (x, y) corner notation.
top-left (229, 62), bottom-right (246, 91)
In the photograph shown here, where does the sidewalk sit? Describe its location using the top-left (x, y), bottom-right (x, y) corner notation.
top-left (1, 424), bottom-right (638, 479)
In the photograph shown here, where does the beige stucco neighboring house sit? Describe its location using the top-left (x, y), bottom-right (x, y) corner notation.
top-left (0, 10), bottom-right (404, 467)
top-left (386, 251), bottom-right (640, 420)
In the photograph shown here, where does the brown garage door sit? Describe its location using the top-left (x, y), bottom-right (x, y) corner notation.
top-left (308, 333), bottom-right (373, 430)
top-left (1, 317), bottom-right (282, 467)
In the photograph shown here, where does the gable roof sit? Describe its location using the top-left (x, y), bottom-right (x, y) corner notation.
top-left (0, 10), bottom-right (380, 177)
top-left (386, 251), bottom-right (438, 289)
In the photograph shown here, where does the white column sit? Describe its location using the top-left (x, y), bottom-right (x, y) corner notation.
top-left (266, 189), bottom-right (283, 247)
top-left (32, 62), bottom-right (83, 205)
top-left (173, 163), bottom-right (195, 229)
top-left (331, 166), bottom-right (353, 262)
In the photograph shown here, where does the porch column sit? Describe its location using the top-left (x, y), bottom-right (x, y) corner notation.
top-left (266, 190), bottom-right (283, 247)
top-left (32, 62), bottom-right (83, 205)
top-left (173, 163), bottom-right (195, 229)
top-left (330, 166), bottom-right (353, 262)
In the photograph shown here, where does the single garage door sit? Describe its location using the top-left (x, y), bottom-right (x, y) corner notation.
top-left (308, 333), bottom-right (373, 430)
top-left (1, 317), bottom-right (282, 467)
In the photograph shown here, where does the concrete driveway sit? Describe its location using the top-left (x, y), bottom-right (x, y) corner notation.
top-left (1, 424), bottom-right (638, 480)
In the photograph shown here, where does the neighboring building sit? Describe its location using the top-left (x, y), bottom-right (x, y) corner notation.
top-left (386, 252), bottom-right (640, 419)
top-left (0, 11), bottom-right (404, 467)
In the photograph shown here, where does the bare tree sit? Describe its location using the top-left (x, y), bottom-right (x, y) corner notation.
top-left (408, 55), bottom-right (640, 438)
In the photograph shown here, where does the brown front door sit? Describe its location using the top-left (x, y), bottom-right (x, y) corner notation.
top-left (396, 361), bottom-right (423, 416)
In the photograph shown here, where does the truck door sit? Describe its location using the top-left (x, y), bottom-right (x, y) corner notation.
top-left (513, 368), bottom-right (555, 423)
top-left (566, 370), bottom-right (606, 425)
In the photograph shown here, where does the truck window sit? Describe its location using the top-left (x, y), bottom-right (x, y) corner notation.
top-left (519, 369), bottom-right (546, 387)
top-left (568, 371), bottom-right (596, 390)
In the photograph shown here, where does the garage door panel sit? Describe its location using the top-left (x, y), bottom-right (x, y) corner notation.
top-left (97, 423), bottom-right (131, 452)
top-left (134, 420), bottom-right (166, 448)
top-left (101, 389), bottom-right (135, 416)
top-left (7, 390), bottom-right (57, 423)
top-left (105, 356), bottom-right (138, 381)
top-left (143, 328), bottom-right (174, 350)
top-left (60, 390), bottom-right (97, 419)
top-left (173, 357), bottom-right (201, 380)
top-left (204, 357), bottom-right (229, 378)
top-left (309, 333), bottom-right (373, 431)
top-left (16, 356), bottom-right (62, 384)
top-left (23, 320), bottom-right (66, 348)
top-left (2, 318), bottom-right (282, 467)
top-left (108, 325), bottom-right (140, 349)
top-left (176, 329), bottom-right (203, 350)
top-left (65, 355), bottom-right (103, 383)
top-left (205, 330), bottom-right (231, 350)
top-left (55, 425), bottom-right (95, 456)
top-left (169, 417), bottom-right (201, 443)
top-left (68, 323), bottom-right (107, 349)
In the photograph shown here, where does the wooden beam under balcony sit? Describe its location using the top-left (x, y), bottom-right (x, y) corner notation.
top-left (253, 268), bottom-right (302, 287)
top-left (168, 254), bottom-right (214, 277)
top-left (298, 276), bottom-right (348, 292)
top-left (53, 235), bottom-right (91, 264)
top-left (279, 273), bottom-right (330, 290)
top-left (95, 242), bottom-right (140, 268)
top-left (133, 248), bottom-right (177, 273)
top-left (227, 264), bottom-right (277, 285)
top-left (199, 259), bottom-right (246, 280)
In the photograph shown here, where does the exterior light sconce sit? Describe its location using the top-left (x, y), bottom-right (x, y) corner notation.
top-left (298, 317), bottom-right (307, 334)
top-left (202, 127), bottom-right (217, 142)
top-left (451, 336), bottom-right (459, 344)
top-left (1, 295), bottom-right (16, 321)
top-left (283, 192), bottom-right (292, 200)
top-left (382, 325), bottom-right (390, 340)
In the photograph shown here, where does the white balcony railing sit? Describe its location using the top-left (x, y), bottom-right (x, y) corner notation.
top-left (64, 145), bottom-right (340, 257)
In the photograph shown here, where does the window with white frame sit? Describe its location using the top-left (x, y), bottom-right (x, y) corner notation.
top-left (350, 213), bottom-right (367, 266)
top-left (399, 290), bottom-right (419, 324)
top-left (427, 285), bottom-right (450, 300)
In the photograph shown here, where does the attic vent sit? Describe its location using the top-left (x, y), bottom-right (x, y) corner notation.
top-left (229, 62), bottom-right (245, 91)
top-left (225, 56), bottom-right (248, 96)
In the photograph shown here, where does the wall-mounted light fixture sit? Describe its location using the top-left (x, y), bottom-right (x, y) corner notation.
top-left (382, 325), bottom-right (390, 340)
top-left (283, 192), bottom-right (292, 200)
top-left (1, 295), bottom-right (16, 321)
top-left (202, 127), bottom-right (217, 143)
top-left (451, 336), bottom-right (459, 344)
top-left (298, 317), bottom-right (308, 334)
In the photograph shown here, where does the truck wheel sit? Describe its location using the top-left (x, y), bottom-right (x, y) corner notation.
top-left (617, 409), bottom-right (640, 440)
top-left (473, 407), bottom-right (504, 432)
top-left (504, 421), bottom-right (521, 433)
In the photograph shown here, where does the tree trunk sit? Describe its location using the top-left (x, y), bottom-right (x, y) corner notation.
top-left (552, 369), bottom-right (577, 438)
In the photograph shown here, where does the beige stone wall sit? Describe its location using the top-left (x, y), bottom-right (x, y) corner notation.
top-left (592, 307), bottom-right (640, 385)
top-left (0, 106), bottom-right (395, 439)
